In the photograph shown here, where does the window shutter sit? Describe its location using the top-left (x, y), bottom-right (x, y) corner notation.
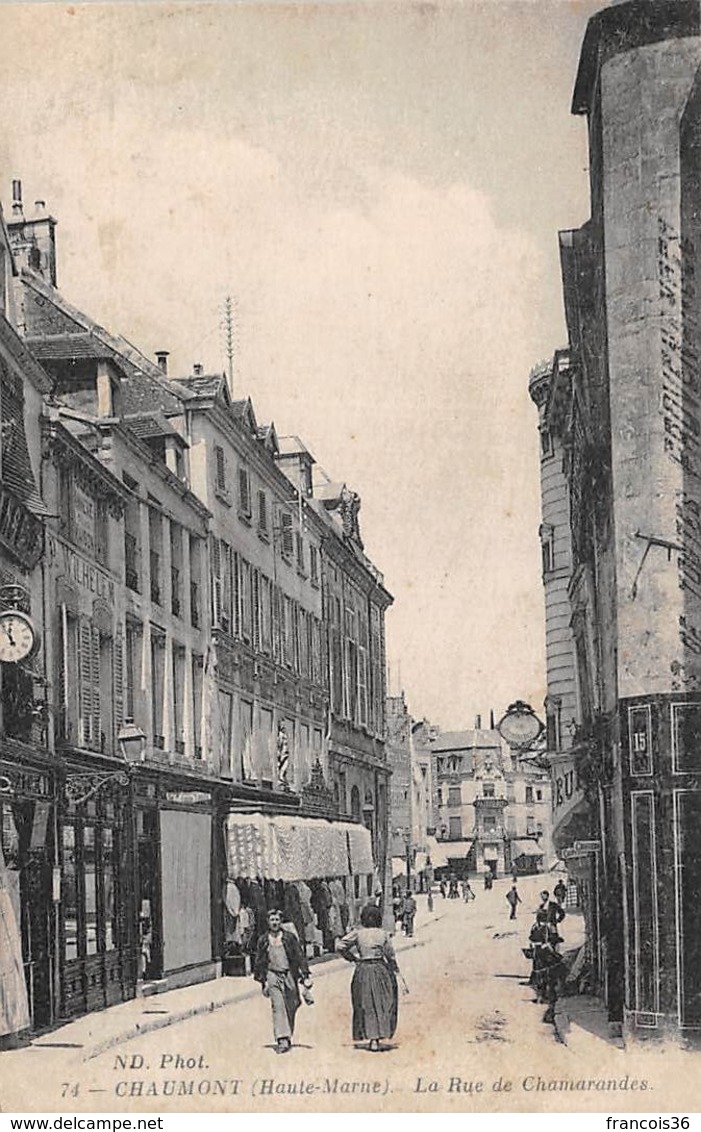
top-left (114, 624), bottom-right (125, 729)
top-left (238, 467), bottom-right (251, 515)
top-left (252, 569), bottom-right (260, 651)
top-left (91, 628), bottom-right (101, 749)
top-left (281, 512), bottom-right (294, 559)
top-left (215, 445), bottom-right (226, 491)
top-left (57, 605), bottom-right (69, 741)
top-left (211, 537), bottom-right (222, 625)
top-left (79, 620), bottom-right (93, 746)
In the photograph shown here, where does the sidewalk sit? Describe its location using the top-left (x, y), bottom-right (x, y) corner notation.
top-left (30, 899), bottom-right (442, 1062)
top-left (548, 906), bottom-right (626, 1054)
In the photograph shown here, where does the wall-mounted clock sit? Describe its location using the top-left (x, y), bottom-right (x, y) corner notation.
top-left (0, 610), bottom-right (37, 664)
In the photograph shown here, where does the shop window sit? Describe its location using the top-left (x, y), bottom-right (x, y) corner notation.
top-left (62, 824), bottom-right (78, 962)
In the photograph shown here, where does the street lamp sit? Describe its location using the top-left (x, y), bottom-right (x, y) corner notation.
top-left (117, 718), bottom-right (147, 762)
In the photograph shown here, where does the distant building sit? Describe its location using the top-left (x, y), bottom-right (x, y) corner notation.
top-left (432, 726), bottom-right (552, 878)
top-left (386, 693), bottom-right (434, 889)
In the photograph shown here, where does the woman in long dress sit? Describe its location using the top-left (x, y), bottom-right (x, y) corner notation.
top-left (0, 836), bottom-right (30, 1047)
top-left (337, 903), bottom-right (400, 1052)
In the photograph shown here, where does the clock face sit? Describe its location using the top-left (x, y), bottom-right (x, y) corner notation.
top-left (0, 612), bottom-right (36, 663)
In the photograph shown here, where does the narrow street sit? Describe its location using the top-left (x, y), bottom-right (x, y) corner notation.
top-left (1, 877), bottom-right (643, 1114)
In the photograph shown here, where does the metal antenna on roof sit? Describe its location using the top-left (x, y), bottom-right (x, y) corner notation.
top-left (222, 295), bottom-right (236, 396)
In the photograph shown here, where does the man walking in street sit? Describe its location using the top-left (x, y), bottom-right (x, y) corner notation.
top-left (506, 883), bottom-right (521, 920)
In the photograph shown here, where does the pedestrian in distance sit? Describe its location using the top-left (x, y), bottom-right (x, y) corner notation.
top-left (336, 903), bottom-right (407, 1052)
top-left (448, 874), bottom-right (460, 899)
top-left (461, 879), bottom-right (475, 903)
top-left (553, 879), bottom-right (568, 906)
top-left (427, 885), bottom-right (434, 913)
top-left (484, 869), bottom-right (493, 891)
top-left (439, 879), bottom-right (447, 899)
top-left (506, 883), bottom-right (522, 919)
top-left (392, 886), bottom-right (403, 929)
top-left (254, 908), bottom-right (313, 1054)
top-left (402, 891), bottom-right (417, 937)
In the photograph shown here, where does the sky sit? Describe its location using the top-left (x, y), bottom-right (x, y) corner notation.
top-left (0, 0), bottom-right (600, 730)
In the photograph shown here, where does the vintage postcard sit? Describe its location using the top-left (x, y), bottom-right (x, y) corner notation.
top-left (0, 0), bottom-right (701, 1116)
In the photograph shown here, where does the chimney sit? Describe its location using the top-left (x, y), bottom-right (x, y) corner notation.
top-left (7, 181), bottom-right (58, 285)
top-left (475, 714), bottom-right (482, 730)
top-left (11, 180), bottom-right (23, 217)
top-left (193, 363), bottom-right (203, 376)
top-left (155, 351), bottom-right (169, 375)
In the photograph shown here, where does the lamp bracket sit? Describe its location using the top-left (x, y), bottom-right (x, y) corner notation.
top-left (64, 770), bottom-right (129, 806)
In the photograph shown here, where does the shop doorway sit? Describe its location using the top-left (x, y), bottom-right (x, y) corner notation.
top-left (136, 807), bottom-right (163, 981)
top-left (60, 786), bottom-right (134, 1018)
top-left (1, 795), bottom-right (53, 1030)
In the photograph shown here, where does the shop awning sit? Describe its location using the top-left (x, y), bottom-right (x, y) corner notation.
top-left (392, 856), bottom-right (408, 879)
top-left (225, 813), bottom-right (373, 881)
top-left (427, 840), bottom-right (473, 868)
top-left (511, 839), bottom-right (544, 859)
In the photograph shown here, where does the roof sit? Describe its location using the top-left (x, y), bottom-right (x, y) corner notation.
top-left (431, 730), bottom-right (502, 753)
top-left (19, 270), bottom-right (185, 413)
top-left (173, 373), bottom-right (226, 400)
top-left (25, 332), bottom-right (133, 378)
top-left (120, 374), bottom-right (183, 417)
top-left (278, 434), bottom-right (315, 461)
top-left (572, 0), bottom-right (699, 116)
top-left (125, 412), bottom-right (187, 444)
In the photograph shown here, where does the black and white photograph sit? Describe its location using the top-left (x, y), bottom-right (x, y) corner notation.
top-left (0, 0), bottom-right (700, 1116)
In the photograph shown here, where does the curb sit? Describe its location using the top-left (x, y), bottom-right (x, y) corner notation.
top-left (85, 915), bottom-right (441, 1061)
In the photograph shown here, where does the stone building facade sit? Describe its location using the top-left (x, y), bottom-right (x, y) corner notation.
top-left (532, 0), bottom-right (701, 1039)
top-left (0, 182), bottom-right (392, 1028)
